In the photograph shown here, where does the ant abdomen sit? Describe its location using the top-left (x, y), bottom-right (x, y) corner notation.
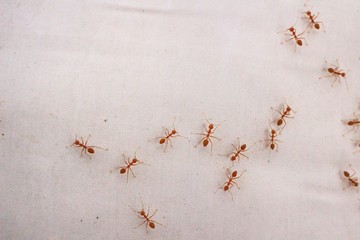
top-left (315, 23), bottom-right (320, 29)
top-left (203, 139), bottom-right (209, 147)
top-left (270, 143), bottom-right (275, 150)
top-left (343, 171), bottom-right (350, 177)
top-left (149, 222), bottom-right (155, 229)
top-left (297, 40), bottom-right (302, 46)
top-left (120, 168), bottom-right (126, 174)
top-left (87, 148), bottom-right (95, 154)
top-left (277, 119), bottom-right (283, 125)
top-left (231, 156), bottom-right (236, 161)
top-left (159, 139), bottom-right (166, 144)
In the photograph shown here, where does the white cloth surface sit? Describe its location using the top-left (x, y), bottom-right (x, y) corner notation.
top-left (1, 0), bottom-right (360, 239)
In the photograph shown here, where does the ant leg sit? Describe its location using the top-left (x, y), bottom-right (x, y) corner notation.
top-left (318, 74), bottom-right (334, 79)
top-left (209, 135), bottom-right (221, 141)
top-left (128, 205), bottom-right (138, 213)
top-left (239, 153), bottom-right (249, 159)
top-left (163, 139), bottom-right (169, 152)
top-left (129, 168), bottom-right (136, 178)
top-left (126, 169), bottom-right (130, 183)
top-left (152, 220), bottom-right (166, 227)
top-left (271, 107), bottom-right (282, 115)
top-left (134, 220), bottom-right (147, 229)
top-left (168, 138), bottom-right (174, 148)
top-left (194, 137), bottom-right (207, 148)
top-left (88, 145), bottom-right (108, 151)
top-left (209, 138), bottom-right (214, 156)
top-left (298, 37), bottom-right (308, 46)
top-left (109, 166), bottom-right (122, 173)
top-left (148, 209), bottom-right (158, 219)
top-left (233, 181), bottom-right (241, 189)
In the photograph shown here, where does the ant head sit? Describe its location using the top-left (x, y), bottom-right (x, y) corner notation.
top-left (74, 140), bottom-right (80, 145)
top-left (289, 27), bottom-right (295, 32)
top-left (306, 11), bottom-right (311, 15)
top-left (271, 129), bottom-right (276, 134)
top-left (277, 119), bottom-right (283, 126)
top-left (341, 72), bottom-right (346, 77)
top-left (315, 23), bottom-right (320, 29)
top-left (348, 121), bottom-right (354, 126)
top-left (270, 143), bottom-right (275, 150)
top-left (120, 168), bottom-right (126, 174)
top-left (132, 158), bottom-right (138, 164)
top-left (232, 171), bottom-right (238, 177)
top-left (203, 139), bottom-right (209, 147)
top-left (223, 185), bottom-right (229, 191)
top-left (286, 106), bottom-right (291, 111)
top-left (149, 222), bottom-right (155, 229)
top-left (231, 156), bottom-right (236, 161)
top-left (296, 39), bottom-right (302, 46)
top-left (343, 171), bottom-right (350, 177)
top-left (140, 210), bottom-right (145, 216)
top-left (355, 182), bottom-right (359, 187)
top-left (328, 68), bottom-right (334, 73)
top-left (172, 129), bottom-right (177, 134)
top-left (241, 144), bottom-right (247, 150)
top-left (87, 148), bottom-right (95, 154)
top-left (159, 138), bottom-right (166, 144)
top-left (209, 124), bottom-right (214, 129)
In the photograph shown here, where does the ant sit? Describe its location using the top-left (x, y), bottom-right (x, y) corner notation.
top-left (302, 10), bottom-right (325, 32)
top-left (225, 138), bottom-right (255, 163)
top-left (279, 22), bottom-right (307, 51)
top-left (153, 118), bottom-right (187, 152)
top-left (110, 152), bottom-right (148, 183)
top-left (71, 135), bottom-right (107, 158)
top-left (319, 60), bottom-right (350, 90)
top-left (191, 115), bottom-right (224, 155)
top-left (271, 102), bottom-right (295, 132)
top-left (343, 165), bottom-right (359, 190)
top-left (265, 126), bottom-right (282, 150)
top-left (343, 113), bottom-right (360, 136)
top-left (217, 169), bottom-right (246, 200)
top-left (129, 198), bottom-right (165, 233)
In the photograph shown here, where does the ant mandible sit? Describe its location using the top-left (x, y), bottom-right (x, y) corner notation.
top-left (191, 114), bottom-right (225, 155)
top-left (271, 102), bottom-right (295, 132)
top-left (153, 118), bottom-right (187, 152)
top-left (226, 138), bottom-right (255, 163)
top-left (302, 10), bottom-right (325, 32)
top-left (129, 198), bottom-right (165, 233)
top-left (279, 22), bottom-right (307, 51)
top-left (218, 169), bottom-right (246, 200)
top-left (343, 165), bottom-right (359, 190)
top-left (71, 135), bottom-right (107, 158)
top-left (110, 152), bottom-right (148, 183)
top-left (319, 60), bottom-right (350, 90)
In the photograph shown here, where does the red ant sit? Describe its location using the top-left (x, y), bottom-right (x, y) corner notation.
top-left (271, 102), bottom-right (295, 132)
top-left (343, 113), bottom-right (360, 136)
top-left (319, 60), bottom-right (350, 90)
top-left (226, 138), bottom-right (255, 163)
top-left (343, 165), bottom-right (359, 190)
top-left (111, 152), bottom-right (148, 183)
top-left (279, 22), bottom-right (307, 51)
top-left (71, 135), bottom-right (107, 158)
top-left (153, 118), bottom-right (187, 152)
top-left (217, 169), bottom-right (246, 199)
top-left (129, 198), bottom-right (165, 233)
top-left (191, 115), bottom-right (224, 155)
top-left (302, 10), bottom-right (325, 32)
top-left (265, 126), bottom-right (282, 150)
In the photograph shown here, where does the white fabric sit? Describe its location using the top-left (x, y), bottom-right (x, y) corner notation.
top-left (1, 0), bottom-right (360, 239)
